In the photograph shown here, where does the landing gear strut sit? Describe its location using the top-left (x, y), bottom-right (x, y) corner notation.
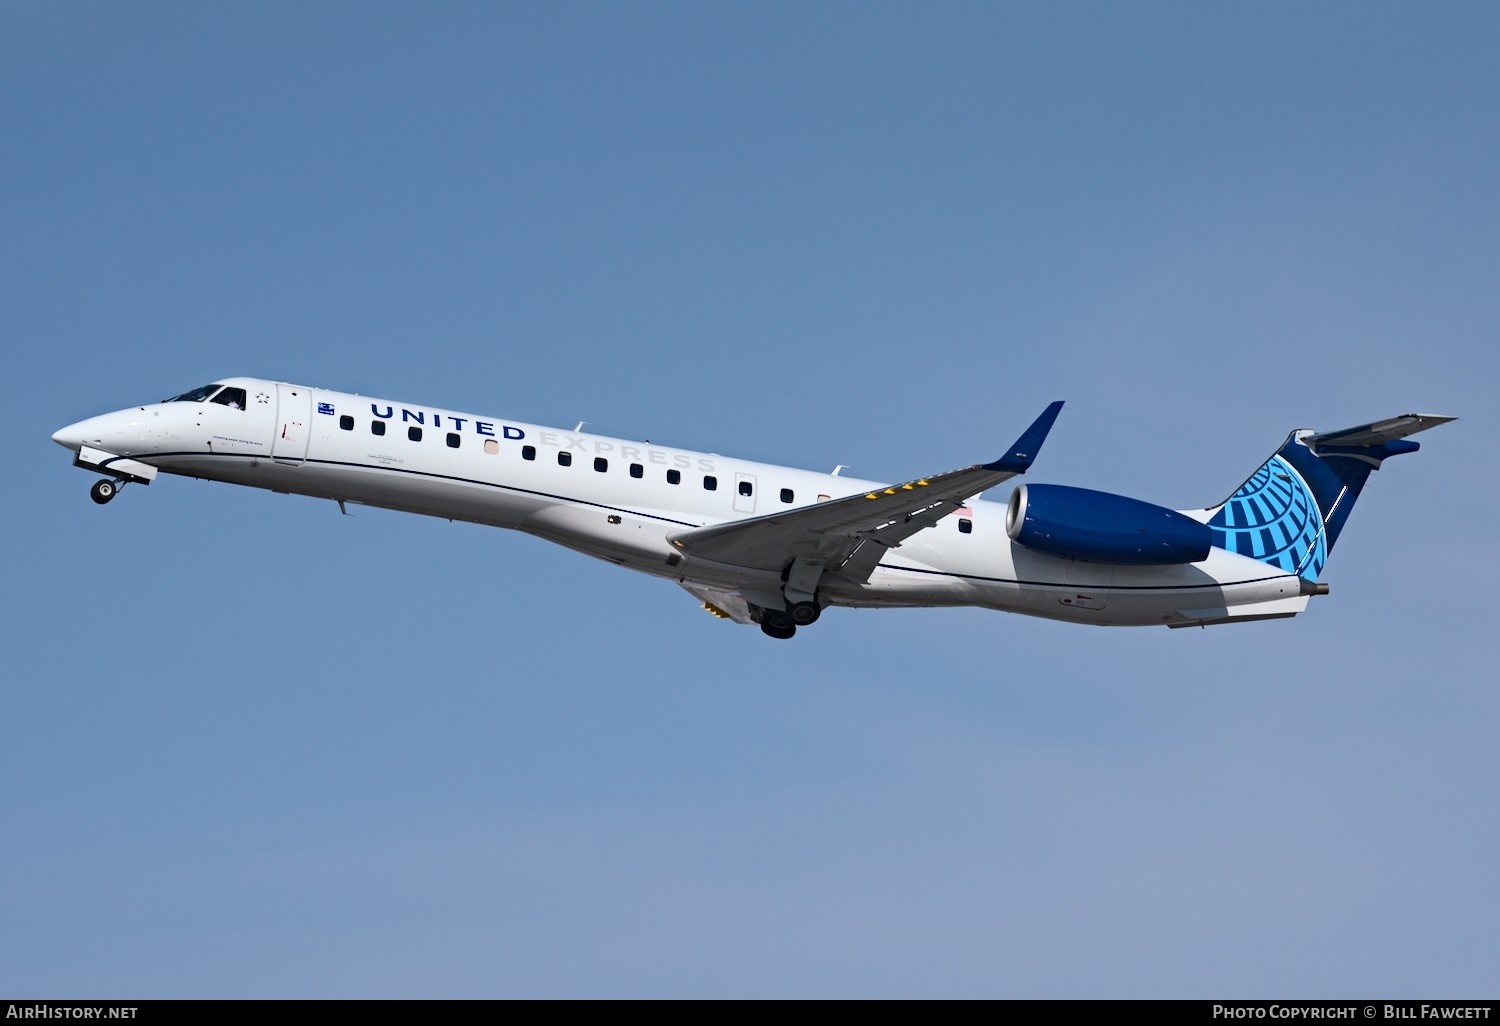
top-left (754, 557), bottom-right (828, 639)
top-left (90, 479), bottom-right (120, 505)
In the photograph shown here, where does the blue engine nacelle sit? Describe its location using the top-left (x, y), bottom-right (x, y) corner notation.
top-left (1005, 483), bottom-right (1213, 565)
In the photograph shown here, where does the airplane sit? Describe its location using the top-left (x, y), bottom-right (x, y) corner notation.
top-left (51, 378), bottom-right (1454, 639)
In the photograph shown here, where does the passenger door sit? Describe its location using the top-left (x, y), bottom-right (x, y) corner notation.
top-left (271, 383), bottom-right (312, 465)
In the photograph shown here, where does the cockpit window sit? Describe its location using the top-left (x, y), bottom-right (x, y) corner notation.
top-left (210, 387), bottom-right (246, 410)
top-left (166, 384), bottom-right (223, 403)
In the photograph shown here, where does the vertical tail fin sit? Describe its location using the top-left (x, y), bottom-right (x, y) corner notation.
top-left (1206, 414), bottom-right (1455, 581)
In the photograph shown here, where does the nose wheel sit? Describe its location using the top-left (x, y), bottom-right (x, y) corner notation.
top-left (90, 479), bottom-right (120, 505)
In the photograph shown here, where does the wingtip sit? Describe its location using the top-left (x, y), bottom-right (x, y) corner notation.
top-left (983, 400), bottom-right (1065, 473)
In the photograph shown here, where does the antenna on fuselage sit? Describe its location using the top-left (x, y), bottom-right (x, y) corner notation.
top-left (575, 421), bottom-right (587, 433)
top-left (832, 465), bottom-right (846, 476)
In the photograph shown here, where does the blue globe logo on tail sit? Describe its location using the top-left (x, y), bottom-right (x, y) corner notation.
top-left (1208, 455), bottom-right (1327, 580)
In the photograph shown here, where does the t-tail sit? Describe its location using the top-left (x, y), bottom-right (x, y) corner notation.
top-left (1206, 413), bottom-right (1456, 582)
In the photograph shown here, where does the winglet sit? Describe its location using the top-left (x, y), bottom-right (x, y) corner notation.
top-left (983, 401), bottom-right (1065, 473)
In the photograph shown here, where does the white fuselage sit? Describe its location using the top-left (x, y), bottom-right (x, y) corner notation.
top-left (53, 377), bottom-right (1308, 628)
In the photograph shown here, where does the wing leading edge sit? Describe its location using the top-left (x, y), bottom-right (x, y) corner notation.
top-left (668, 401), bottom-right (1064, 582)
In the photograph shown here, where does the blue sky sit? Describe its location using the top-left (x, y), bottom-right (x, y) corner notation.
top-left (3, 1), bottom-right (1495, 997)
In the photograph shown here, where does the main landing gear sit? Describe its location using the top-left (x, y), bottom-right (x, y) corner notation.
top-left (757, 558), bottom-right (827, 639)
top-left (758, 600), bottom-right (821, 640)
top-left (760, 618), bottom-right (796, 640)
top-left (90, 479), bottom-right (123, 505)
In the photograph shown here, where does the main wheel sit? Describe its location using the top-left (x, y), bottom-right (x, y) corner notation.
top-left (760, 620), bottom-right (796, 640)
top-left (762, 608), bottom-right (794, 631)
top-left (90, 480), bottom-right (117, 505)
top-left (788, 600), bottom-right (821, 626)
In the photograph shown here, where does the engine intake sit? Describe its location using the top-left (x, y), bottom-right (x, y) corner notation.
top-left (1006, 483), bottom-right (1212, 565)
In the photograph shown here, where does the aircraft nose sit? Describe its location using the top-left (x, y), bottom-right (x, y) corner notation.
top-left (53, 410), bottom-right (151, 454)
top-left (52, 421), bottom-right (87, 451)
top-left (52, 413), bottom-right (120, 452)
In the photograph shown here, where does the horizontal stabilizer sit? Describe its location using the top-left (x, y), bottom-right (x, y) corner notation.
top-left (1310, 413), bottom-right (1457, 448)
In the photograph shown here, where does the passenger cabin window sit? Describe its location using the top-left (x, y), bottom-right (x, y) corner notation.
top-left (704, 476), bottom-right (718, 491)
top-left (738, 480), bottom-right (753, 497)
top-left (558, 452), bottom-right (572, 467)
top-left (594, 457), bottom-right (608, 472)
top-left (339, 415), bottom-right (354, 431)
top-left (371, 421), bottom-right (386, 437)
top-left (667, 469), bottom-right (681, 485)
top-left (446, 432), bottom-right (461, 448)
top-left (210, 387), bottom-right (247, 410)
top-left (780, 488), bottom-right (794, 503)
top-left (630, 463), bottom-right (643, 479)
top-left (958, 518), bottom-right (973, 534)
top-left (522, 445), bottom-right (536, 460)
top-left (485, 439), bottom-right (500, 454)
top-left (408, 426), bottom-right (423, 442)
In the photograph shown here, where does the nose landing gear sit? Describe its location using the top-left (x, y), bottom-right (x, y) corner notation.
top-left (90, 479), bottom-right (123, 505)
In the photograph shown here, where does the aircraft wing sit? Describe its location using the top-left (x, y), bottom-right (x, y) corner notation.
top-left (668, 402), bottom-right (1064, 581)
top-left (678, 581), bottom-right (758, 624)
